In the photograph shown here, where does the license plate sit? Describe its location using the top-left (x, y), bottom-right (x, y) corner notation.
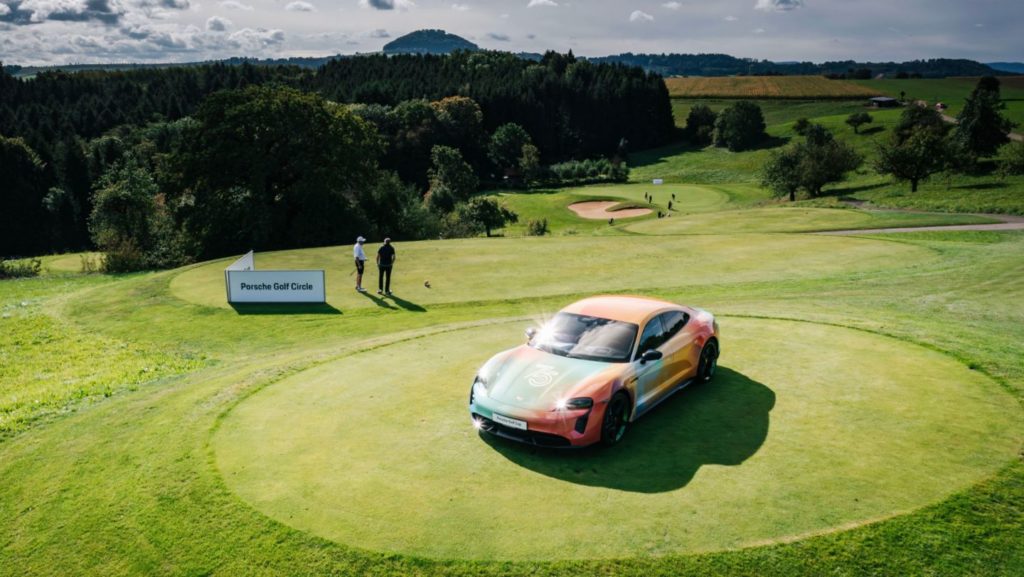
top-left (492, 412), bottom-right (527, 430)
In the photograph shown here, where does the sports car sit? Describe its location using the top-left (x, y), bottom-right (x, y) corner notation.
top-left (469, 295), bottom-right (720, 448)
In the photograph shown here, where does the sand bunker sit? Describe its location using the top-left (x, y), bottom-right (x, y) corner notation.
top-left (568, 201), bottom-right (652, 219)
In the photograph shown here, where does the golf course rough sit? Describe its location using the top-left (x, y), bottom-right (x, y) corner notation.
top-left (214, 317), bottom-right (1020, 561)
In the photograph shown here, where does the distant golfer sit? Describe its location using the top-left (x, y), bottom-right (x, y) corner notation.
top-left (377, 237), bottom-right (396, 296)
top-left (353, 236), bottom-right (367, 293)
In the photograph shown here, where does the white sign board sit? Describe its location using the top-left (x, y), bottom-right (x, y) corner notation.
top-left (224, 251), bottom-right (326, 303)
top-left (652, 178), bottom-right (664, 185)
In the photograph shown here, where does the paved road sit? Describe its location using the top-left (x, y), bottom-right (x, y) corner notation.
top-left (817, 213), bottom-right (1024, 235)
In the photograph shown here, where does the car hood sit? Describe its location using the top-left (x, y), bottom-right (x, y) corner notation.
top-left (480, 346), bottom-right (620, 410)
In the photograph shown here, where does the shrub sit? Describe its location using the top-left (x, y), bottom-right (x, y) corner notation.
top-left (0, 257), bottom-right (42, 279)
top-left (998, 141), bottom-right (1024, 177)
top-left (101, 238), bottom-right (148, 273)
top-left (543, 159), bottom-right (629, 187)
top-left (79, 253), bottom-right (100, 273)
top-left (527, 219), bottom-right (549, 236)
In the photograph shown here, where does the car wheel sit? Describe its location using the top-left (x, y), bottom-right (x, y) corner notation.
top-left (698, 341), bottom-right (718, 383)
top-left (600, 392), bottom-right (630, 446)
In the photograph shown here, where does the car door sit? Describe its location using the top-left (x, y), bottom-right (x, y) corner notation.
top-left (632, 316), bottom-right (666, 416)
top-left (657, 310), bottom-right (696, 387)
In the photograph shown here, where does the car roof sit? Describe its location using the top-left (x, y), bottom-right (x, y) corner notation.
top-left (560, 295), bottom-right (683, 325)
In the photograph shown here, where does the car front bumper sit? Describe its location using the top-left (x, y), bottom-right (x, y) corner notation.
top-left (469, 396), bottom-right (604, 448)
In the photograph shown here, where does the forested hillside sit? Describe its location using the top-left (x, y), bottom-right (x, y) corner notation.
top-left (0, 51), bottom-right (673, 261)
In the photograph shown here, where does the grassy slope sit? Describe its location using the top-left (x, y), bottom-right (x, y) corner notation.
top-left (848, 77), bottom-right (1024, 127)
top-left (0, 273), bottom-right (206, 436)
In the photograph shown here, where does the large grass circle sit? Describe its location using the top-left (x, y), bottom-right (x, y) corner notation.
top-left (213, 317), bottom-right (1020, 561)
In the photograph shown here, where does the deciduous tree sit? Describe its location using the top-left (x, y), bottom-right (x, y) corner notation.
top-left (714, 101), bottom-right (766, 152)
top-left (874, 125), bottom-right (950, 192)
top-left (845, 112), bottom-right (873, 134)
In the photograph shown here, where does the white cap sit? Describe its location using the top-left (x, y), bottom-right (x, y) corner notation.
top-left (356, 236), bottom-right (366, 243)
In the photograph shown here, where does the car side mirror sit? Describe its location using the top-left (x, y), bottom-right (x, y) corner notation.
top-left (640, 350), bottom-right (662, 364)
top-left (525, 327), bottom-right (537, 342)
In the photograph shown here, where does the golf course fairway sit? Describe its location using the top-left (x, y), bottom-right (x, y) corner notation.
top-left (171, 233), bottom-right (935, 312)
top-left (214, 317), bottom-right (1019, 561)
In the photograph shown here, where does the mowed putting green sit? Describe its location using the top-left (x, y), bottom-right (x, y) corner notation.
top-left (172, 234), bottom-right (935, 311)
top-left (213, 317), bottom-right (1020, 561)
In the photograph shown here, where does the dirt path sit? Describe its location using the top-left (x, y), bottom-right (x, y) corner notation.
top-left (568, 201), bottom-right (652, 219)
top-left (941, 113), bottom-right (1022, 142)
top-left (817, 213), bottom-right (1024, 235)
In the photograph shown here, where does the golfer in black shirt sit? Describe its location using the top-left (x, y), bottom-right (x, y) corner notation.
top-left (377, 238), bottom-right (396, 296)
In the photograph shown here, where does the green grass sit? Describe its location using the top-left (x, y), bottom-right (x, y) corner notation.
top-left (167, 234), bottom-right (935, 316)
top-left (0, 271), bottom-right (207, 436)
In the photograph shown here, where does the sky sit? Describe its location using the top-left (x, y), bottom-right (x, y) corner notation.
top-left (1, 0), bottom-right (1022, 67)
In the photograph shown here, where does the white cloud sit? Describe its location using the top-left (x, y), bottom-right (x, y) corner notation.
top-left (662, 1), bottom-right (681, 9)
top-left (451, 3), bottom-right (469, 11)
top-left (359, 0), bottom-right (414, 10)
top-left (0, 3), bottom-right (10, 15)
top-left (219, 1), bottom-right (252, 10)
top-left (753, 27), bottom-right (765, 33)
top-left (724, 15), bottom-right (738, 21)
top-left (206, 15), bottom-right (230, 31)
top-left (527, 0), bottom-right (556, 7)
top-left (754, 0), bottom-right (803, 12)
top-left (285, 1), bottom-right (315, 11)
top-left (229, 27), bottom-right (285, 49)
top-left (368, 28), bottom-right (388, 38)
top-left (629, 10), bottom-right (653, 23)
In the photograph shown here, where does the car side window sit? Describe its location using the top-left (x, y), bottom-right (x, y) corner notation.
top-left (635, 316), bottom-right (666, 360)
top-left (659, 310), bottom-right (690, 341)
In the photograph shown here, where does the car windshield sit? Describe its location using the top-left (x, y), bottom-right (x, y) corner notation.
top-left (532, 313), bottom-right (638, 363)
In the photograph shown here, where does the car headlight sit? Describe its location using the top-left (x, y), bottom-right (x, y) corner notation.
top-left (555, 397), bottom-right (593, 411)
top-left (472, 376), bottom-right (489, 400)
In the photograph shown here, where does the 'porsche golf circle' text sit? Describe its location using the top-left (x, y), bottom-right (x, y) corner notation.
top-left (239, 282), bottom-right (316, 291)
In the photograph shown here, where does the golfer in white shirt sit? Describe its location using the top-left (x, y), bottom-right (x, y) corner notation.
top-left (353, 236), bottom-right (368, 292)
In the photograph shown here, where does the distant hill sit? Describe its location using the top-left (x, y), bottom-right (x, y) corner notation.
top-left (382, 30), bottom-right (478, 55)
top-left (987, 62), bottom-right (1024, 74)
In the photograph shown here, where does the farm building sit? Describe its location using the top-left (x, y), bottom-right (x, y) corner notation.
top-left (869, 96), bottom-right (900, 108)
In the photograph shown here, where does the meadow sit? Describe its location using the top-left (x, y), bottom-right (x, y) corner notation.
top-left (848, 76), bottom-right (1024, 126)
top-left (2, 91), bottom-right (1023, 576)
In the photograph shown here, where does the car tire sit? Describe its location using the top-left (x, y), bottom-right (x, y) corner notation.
top-left (600, 392), bottom-right (631, 446)
top-left (697, 340), bottom-right (718, 383)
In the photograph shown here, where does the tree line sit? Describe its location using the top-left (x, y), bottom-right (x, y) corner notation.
top-left (0, 51), bottom-right (672, 265)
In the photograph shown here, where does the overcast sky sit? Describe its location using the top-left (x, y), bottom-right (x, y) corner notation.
top-left (1, 0), bottom-right (1021, 66)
